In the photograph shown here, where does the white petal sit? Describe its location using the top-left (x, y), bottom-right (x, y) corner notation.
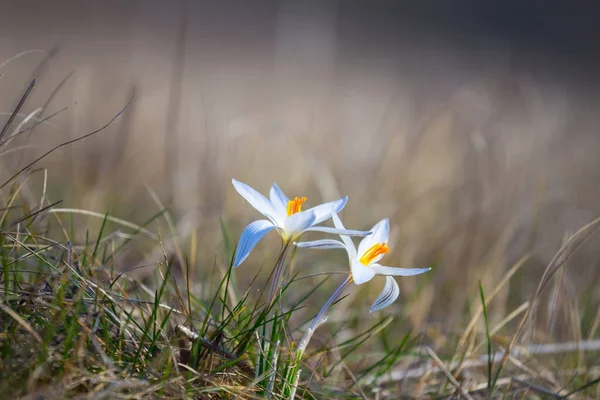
top-left (331, 209), bottom-right (357, 261)
top-left (357, 218), bottom-right (390, 261)
top-left (283, 209), bottom-right (317, 236)
top-left (233, 220), bottom-right (276, 267)
top-left (370, 276), bottom-right (400, 312)
top-left (371, 264), bottom-right (431, 277)
top-left (351, 261), bottom-right (376, 285)
top-left (269, 183), bottom-right (289, 215)
top-left (304, 197), bottom-right (348, 225)
top-left (232, 179), bottom-right (279, 225)
top-left (303, 226), bottom-right (371, 236)
top-left (294, 239), bottom-right (346, 249)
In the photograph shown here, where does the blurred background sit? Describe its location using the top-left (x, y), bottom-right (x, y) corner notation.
top-left (2, 0), bottom-right (600, 339)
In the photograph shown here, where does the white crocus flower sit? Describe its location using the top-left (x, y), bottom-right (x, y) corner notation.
top-left (297, 211), bottom-right (431, 312)
top-left (231, 179), bottom-right (371, 268)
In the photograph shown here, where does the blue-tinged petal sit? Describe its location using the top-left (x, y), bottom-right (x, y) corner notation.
top-left (269, 183), bottom-right (289, 216)
top-left (303, 226), bottom-right (371, 236)
top-left (331, 209), bottom-right (357, 261)
top-left (371, 264), bottom-right (431, 276)
top-left (370, 276), bottom-right (400, 312)
top-left (233, 220), bottom-right (275, 267)
top-left (283, 209), bottom-right (317, 237)
top-left (305, 197), bottom-right (348, 225)
top-left (351, 260), bottom-right (377, 284)
top-left (232, 179), bottom-right (279, 225)
top-left (357, 218), bottom-right (389, 261)
top-left (295, 239), bottom-right (346, 249)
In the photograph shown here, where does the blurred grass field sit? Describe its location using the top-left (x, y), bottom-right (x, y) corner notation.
top-left (2, 2), bottom-right (600, 398)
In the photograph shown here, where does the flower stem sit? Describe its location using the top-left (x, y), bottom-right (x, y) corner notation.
top-left (284, 274), bottom-right (353, 398)
top-left (262, 241), bottom-right (292, 396)
top-left (267, 240), bottom-right (292, 306)
top-left (309, 274), bottom-right (353, 331)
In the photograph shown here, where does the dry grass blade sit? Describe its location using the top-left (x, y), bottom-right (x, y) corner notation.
top-left (0, 49), bottom-right (46, 71)
top-left (0, 79), bottom-right (35, 142)
top-left (425, 347), bottom-right (474, 400)
top-left (468, 301), bottom-right (530, 357)
top-left (0, 91), bottom-right (134, 190)
top-left (0, 302), bottom-right (42, 343)
top-left (457, 253), bottom-right (530, 352)
top-left (493, 215), bottom-right (600, 388)
top-left (47, 208), bottom-right (157, 239)
top-left (511, 377), bottom-right (562, 399)
top-left (377, 339), bottom-right (600, 383)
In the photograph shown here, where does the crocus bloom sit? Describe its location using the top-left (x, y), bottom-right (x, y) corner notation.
top-left (231, 179), bottom-right (370, 268)
top-left (297, 211), bottom-right (430, 312)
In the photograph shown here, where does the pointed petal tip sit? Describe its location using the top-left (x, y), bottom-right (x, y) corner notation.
top-left (231, 178), bottom-right (245, 192)
top-left (231, 179), bottom-right (280, 224)
top-left (369, 304), bottom-right (386, 313)
top-left (377, 218), bottom-right (390, 232)
top-left (269, 182), bottom-right (289, 215)
top-left (336, 196), bottom-right (348, 210)
top-left (232, 256), bottom-right (242, 268)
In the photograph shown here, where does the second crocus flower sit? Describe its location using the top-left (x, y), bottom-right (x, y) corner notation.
top-left (297, 210), bottom-right (431, 312)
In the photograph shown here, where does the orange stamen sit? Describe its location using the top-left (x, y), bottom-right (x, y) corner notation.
top-left (286, 197), bottom-right (307, 216)
top-left (359, 242), bottom-right (390, 265)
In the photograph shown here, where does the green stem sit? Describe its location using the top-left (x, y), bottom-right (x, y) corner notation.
top-left (309, 275), bottom-right (353, 331)
top-left (262, 241), bottom-right (292, 397)
top-left (267, 240), bottom-right (292, 306)
top-left (284, 274), bottom-right (353, 398)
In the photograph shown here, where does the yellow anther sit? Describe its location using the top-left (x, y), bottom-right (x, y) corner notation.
top-left (359, 243), bottom-right (390, 265)
top-left (286, 197), bottom-right (307, 216)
